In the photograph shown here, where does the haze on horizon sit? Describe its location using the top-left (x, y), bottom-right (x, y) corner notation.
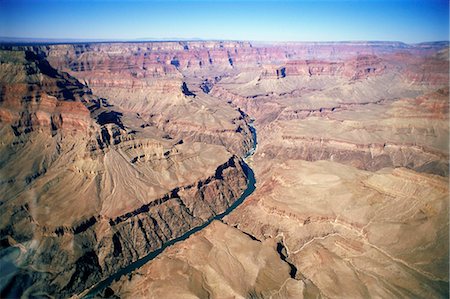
top-left (0, 0), bottom-right (449, 44)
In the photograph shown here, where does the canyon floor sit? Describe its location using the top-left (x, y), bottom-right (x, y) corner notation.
top-left (0, 41), bottom-right (448, 298)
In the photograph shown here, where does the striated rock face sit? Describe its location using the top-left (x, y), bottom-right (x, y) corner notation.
top-left (255, 87), bottom-right (449, 176)
top-left (212, 41), bottom-right (448, 298)
top-left (105, 41), bottom-right (448, 298)
top-left (264, 54), bottom-right (387, 80)
top-left (209, 42), bottom-right (448, 178)
top-left (107, 220), bottom-right (304, 299)
top-left (0, 46), bottom-right (250, 298)
top-left (224, 160), bottom-right (449, 298)
top-left (0, 49), bottom-right (93, 133)
top-left (1, 40), bottom-right (448, 298)
top-left (45, 43), bottom-right (255, 156)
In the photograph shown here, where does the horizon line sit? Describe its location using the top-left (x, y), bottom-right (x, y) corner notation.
top-left (1, 36), bottom-right (449, 46)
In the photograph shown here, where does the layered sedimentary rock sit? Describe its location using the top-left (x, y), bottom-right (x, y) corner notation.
top-left (102, 41), bottom-right (448, 298)
top-left (109, 160), bottom-right (449, 298)
top-left (45, 43), bottom-right (255, 156)
top-left (0, 46), bottom-right (251, 297)
top-left (225, 159), bottom-right (448, 298)
top-left (1, 40), bottom-right (448, 298)
top-left (216, 41), bottom-right (448, 298)
top-left (107, 220), bottom-right (304, 299)
top-left (211, 42), bottom-right (448, 177)
top-left (255, 88), bottom-right (449, 176)
top-left (262, 54), bottom-right (386, 80)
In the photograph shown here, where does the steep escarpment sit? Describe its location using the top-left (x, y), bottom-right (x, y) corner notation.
top-left (107, 220), bottom-right (305, 299)
top-left (211, 42), bottom-right (448, 176)
top-left (215, 42), bottom-right (449, 298)
top-left (261, 54), bottom-right (386, 80)
top-left (224, 160), bottom-right (449, 298)
top-left (0, 48), bottom-right (93, 133)
top-left (1, 155), bottom-right (247, 298)
top-left (44, 43), bottom-right (255, 156)
top-left (0, 46), bottom-right (251, 298)
top-left (88, 41), bottom-right (450, 298)
top-left (1, 41), bottom-right (449, 299)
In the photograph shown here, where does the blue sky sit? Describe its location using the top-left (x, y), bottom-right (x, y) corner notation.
top-left (0, 0), bottom-right (448, 43)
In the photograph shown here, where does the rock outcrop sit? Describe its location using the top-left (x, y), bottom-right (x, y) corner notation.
top-left (88, 41), bottom-right (448, 298)
top-left (1, 40), bottom-right (448, 298)
top-left (0, 46), bottom-right (250, 298)
top-left (107, 221), bottom-right (304, 299)
top-left (224, 160), bottom-right (449, 298)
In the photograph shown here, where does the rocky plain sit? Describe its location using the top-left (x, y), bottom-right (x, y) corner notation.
top-left (0, 40), bottom-right (448, 298)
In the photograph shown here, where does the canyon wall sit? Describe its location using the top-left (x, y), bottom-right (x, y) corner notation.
top-left (107, 41), bottom-right (448, 298)
top-left (1, 40), bottom-right (448, 298)
top-left (0, 46), bottom-right (250, 297)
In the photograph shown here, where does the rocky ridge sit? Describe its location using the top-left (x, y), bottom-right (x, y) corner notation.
top-left (105, 41), bottom-right (448, 298)
top-left (1, 40), bottom-right (448, 298)
top-left (0, 45), bottom-right (252, 297)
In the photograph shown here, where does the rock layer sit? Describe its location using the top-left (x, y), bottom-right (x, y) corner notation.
top-left (107, 221), bottom-right (304, 299)
top-left (0, 46), bottom-right (250, 298)
top-left (1, 41), bottom-right (448, 298)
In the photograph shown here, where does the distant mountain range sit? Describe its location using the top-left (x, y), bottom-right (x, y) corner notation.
top-left (0, 36), bottom-right (448, 46)
top-left (0, 36), bottom-right (206, 44)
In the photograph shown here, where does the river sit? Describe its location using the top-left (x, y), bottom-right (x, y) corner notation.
top-left (82, 121), bottom-right (258, 298)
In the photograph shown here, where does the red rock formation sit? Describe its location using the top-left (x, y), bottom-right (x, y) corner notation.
top-left (0, 46), bottom-right (251, 298)
top-left (0, 40), bottom-right (448, 298)
top-left (260, 55), bottom-right (386, 80)
top-left (0, 49), bottom-right (93, 135)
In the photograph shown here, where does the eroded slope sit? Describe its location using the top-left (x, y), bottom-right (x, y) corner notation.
top-left (0, 46), bottom-right (252, 297)
top-left (104, 41), bottom-right (448, 298)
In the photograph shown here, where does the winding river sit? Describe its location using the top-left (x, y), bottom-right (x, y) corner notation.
top-left (83, 121), bottom-right (258, 298)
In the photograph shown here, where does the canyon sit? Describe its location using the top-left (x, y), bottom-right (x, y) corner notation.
top-left (0, 41), bottom-right (448, 298)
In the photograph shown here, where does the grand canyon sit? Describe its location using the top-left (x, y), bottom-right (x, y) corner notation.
top-left (0, 40), bottom-right (448, 298)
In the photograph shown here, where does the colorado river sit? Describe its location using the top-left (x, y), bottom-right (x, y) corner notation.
top-left (83, 121), bottom-right (257, 298)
